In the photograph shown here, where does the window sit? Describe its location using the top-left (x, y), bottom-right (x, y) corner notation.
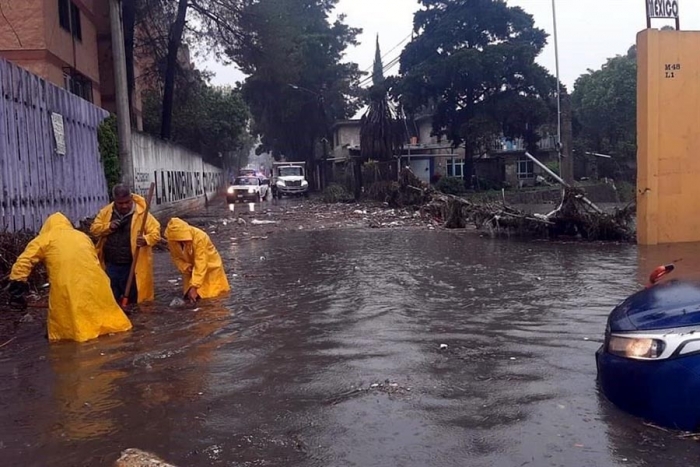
top-left (279, 167), bottom-right (303, 177)
top-left (70, 2), bottom-right (82, 41)
top-left (517, 158), bottom-right (534, 179)
top-left (446, 158), bottom-right (464, 178)
top-left (232, 177), bottom-right (258, 186)
top-left (58, 0), bottom-right (70, 31)
top-left (58, 0), bottom-right (82, 41)
top-left (63, 71), bottom-right (93, 103)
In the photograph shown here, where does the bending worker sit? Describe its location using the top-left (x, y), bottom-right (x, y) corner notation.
top-left (8, 213), bottom-right (132, 342)
top-left (91, 184), bottom-right (161, 304)
top-left (164, 218), bottom-right (230, 302)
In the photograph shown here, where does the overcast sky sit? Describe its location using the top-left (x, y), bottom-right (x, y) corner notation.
top-left (202, 0), bottom-right (698, 91)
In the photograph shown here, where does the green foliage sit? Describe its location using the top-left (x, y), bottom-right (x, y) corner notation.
top-left (322, 183), bottom-right (354, 203)
top-left (97, 115), bottom-right (121, 193)
top-left (393, 0), bottom-right (557, 180)
top-left (436, 177), bottom-right (466, 195)
top-left (545, 160), bottom-right (559, 175)
top-left (616, 181), bottom-right (636, 203)
top-left (230, 0), bottom-right (363, 164)
top-left (571, 45), bottom-right (636, 181)
top-left (143, 79), bottom-right (249, 167)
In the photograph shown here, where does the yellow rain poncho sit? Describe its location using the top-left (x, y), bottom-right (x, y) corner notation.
top-left (164, 218), bottom-right (230, 299)
top-left (10, 213), bottom-right (132, 342)
top-left (91, 194), bottom-right (161, 303)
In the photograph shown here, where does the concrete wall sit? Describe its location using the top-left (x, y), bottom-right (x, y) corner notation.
top-left (131, 132), bottom-right (224, 218)
top-left (333, 123), bottom-right (360, 150)
top-left (637, 29), bottom-right (700, 245)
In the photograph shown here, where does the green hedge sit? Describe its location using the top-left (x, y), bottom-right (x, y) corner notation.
top-left (97, 115), bottom-right (121, 194)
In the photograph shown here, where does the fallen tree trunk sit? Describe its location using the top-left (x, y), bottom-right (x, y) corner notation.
top-left (389, 168), bottom-right (635, 242)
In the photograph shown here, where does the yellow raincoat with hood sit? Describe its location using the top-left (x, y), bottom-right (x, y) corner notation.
top-left (10, 213), bottom-right (132, 342)
top-left (91, 194), bottom-right (161, 303)
top-left (164, 218), bottom-right (230, 299)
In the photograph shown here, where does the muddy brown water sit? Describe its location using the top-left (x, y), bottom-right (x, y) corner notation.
top-left (3, 200), bottom-right (700, 466)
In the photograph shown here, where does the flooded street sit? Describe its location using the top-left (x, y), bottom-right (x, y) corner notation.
top-left (3, 199), bottom-right (700, 466)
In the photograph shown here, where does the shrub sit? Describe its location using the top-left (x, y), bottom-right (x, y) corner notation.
top-left (435, 177), bottom-right (466, 195)
top-left (97, 115), bottom-right (121, 194)
top-left (322, 184), bottom-right (354, 203)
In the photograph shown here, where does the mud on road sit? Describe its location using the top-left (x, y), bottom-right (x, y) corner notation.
top-left (2, 197), bottom-right (700, 466)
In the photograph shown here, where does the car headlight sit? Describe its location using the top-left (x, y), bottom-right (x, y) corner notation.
top-left (277, 180), bottom-right (286, 186)
top-left (301, 180), bottom-right (308, 186)
top-left (608, 335), bottom-right (666, 359)
top-left (248, 188), bottom-right (255, 193)
top-left (227, 187), bottom-right (235, 194)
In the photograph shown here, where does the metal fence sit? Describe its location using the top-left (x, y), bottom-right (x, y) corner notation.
top-left (0, 58), bottom-right (109, 232)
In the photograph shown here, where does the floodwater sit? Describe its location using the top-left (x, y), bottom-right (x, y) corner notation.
top-left (3, 201), bottom-right (700, 466)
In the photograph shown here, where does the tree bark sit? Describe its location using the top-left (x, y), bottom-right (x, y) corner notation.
top-left (160, 0), bottom-right (188, 140)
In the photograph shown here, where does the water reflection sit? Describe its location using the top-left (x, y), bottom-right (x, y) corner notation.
top-left (227, 202), bottom-right (257, 213)
top-left (6, 229), bottom-right (700, 466)
top-left (48, 335), bottom-right (130, 441)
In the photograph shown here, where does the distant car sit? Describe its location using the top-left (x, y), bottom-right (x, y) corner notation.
top-left (226, 176), bottom-right (269, 203)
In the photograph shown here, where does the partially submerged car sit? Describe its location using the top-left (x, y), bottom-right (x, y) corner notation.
top-left (226, 176), bottom-right (269, 203)
top-left (596, 264), bottom-right (700, 431)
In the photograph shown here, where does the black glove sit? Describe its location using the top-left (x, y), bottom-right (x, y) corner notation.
top-left (7, 281), bottom-right (28, 306)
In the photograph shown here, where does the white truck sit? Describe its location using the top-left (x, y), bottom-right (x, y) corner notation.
top-left (272, 161), bottom-right (309, 198)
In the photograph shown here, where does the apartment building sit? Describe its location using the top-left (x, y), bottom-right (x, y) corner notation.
top-left (0, 0), bottom-right (144, 129)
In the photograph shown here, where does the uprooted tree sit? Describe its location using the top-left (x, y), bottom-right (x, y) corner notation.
top-left (387, 168), bottom-right (635, 242)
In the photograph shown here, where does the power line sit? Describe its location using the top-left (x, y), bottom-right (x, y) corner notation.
top-left (357, 54), bottom-right (401, 87)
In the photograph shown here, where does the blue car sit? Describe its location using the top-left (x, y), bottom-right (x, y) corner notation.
top-left (596, 265), bottom-right (700, 431)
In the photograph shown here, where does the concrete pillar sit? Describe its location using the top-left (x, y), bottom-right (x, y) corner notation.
top-left (637, 29), bottom-right (700, 245)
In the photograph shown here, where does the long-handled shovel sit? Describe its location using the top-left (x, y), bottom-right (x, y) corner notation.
top-left (121, 182), bottom-right (155, 307)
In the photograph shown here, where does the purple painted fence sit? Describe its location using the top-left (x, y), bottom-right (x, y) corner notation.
top-left (0, 58), bottom-right (109, 233)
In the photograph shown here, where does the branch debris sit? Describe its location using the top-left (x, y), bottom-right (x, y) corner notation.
top-left (387, 168), bottom-right (635, 241)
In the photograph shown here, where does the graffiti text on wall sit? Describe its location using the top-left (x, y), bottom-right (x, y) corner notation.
top-left (134, 171), bottom-right (223, 205)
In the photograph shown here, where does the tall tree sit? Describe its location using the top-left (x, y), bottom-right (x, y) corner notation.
top-left (143, 71), bottom-right (250, 166)
top-left (160, 0), bottom-right (189, 139)
top-left (360, 36), bottom-right (405, 180)
top-left (571, 45), bottom-right (636, 181)
top-left (393, 0), bottom-right (556, 185)
top-left (223, 0), bottom-right (362, 174)
top-left (126, 0), bottom-right (245, 138)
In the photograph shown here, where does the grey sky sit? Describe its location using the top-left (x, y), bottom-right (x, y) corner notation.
top-left (202, 0), bottom-right (697, 91)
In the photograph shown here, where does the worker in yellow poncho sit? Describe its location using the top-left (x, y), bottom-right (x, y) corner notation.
top-left (164, 218), bottom-right (230, 301)
top-left (91, 184), bottom-right (161, 304)
top-left (8, 213), bottom-right (132, 342)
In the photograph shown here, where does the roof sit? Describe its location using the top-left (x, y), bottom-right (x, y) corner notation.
top-left (331, 119), bottom-right (361, 130)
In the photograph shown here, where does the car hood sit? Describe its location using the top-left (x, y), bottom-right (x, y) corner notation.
top-left (278, 176), bottom-right (305, 182)
top-left (609, 279), bottom-right (700, 332)
top-left (230, 185), bottom-right (261, 190)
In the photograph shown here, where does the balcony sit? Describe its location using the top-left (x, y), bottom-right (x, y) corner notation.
top-left (490, 136), bottom-right (558, 153)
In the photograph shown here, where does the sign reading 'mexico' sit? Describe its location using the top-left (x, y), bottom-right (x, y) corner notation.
top-left (647, 0), bottom-right (679, 19)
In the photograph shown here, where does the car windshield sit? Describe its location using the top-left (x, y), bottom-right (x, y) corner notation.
top-left (279, 167), bottom-right (303, 177)
top-left (233, 177), bottom-right (257, 186)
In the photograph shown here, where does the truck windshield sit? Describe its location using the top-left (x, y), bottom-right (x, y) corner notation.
top-left (233, 177), bottom-right (257, 186)
top-left (279, 167), bottom-right (303, 177)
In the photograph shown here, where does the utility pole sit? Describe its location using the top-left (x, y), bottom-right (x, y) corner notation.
top-left (109, 0), bottom-right (134, 190)
top-left (551, 0), bottom-right (562, 178)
